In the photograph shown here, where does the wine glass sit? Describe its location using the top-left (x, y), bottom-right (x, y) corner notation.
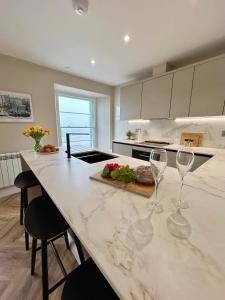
top-left (176, 148), bottom-right (194, 209)
top-left (149, 149), bottom-right (167, 213)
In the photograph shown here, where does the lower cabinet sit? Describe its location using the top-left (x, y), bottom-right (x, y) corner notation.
top-left (167, 150), bottom-right (177, 168)
top-left (166, 150), bottom-right (212, 171)
top-left (192, 154), bottom-right (212, 171)
top-left (112, 143), bottom-right (132, 157)
top-left (112, 143), bottom-right (212, 171)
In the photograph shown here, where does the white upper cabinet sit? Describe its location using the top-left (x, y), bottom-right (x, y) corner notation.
top-left (170, 67), bottom-right (194, 118)
top-left (141, 74), bottom-right (173, 119)
top-left (189, 57), bottom-right (225, 117)
top-left (120, 82), bottom-right (142, 120)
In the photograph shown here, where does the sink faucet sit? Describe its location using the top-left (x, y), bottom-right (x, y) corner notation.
top-left (66, 133), bottom-right (77, 159)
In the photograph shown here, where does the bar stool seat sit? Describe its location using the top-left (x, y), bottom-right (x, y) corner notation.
top-left (14, 170), bottom-right (39, 190)
top-left (25, 196), bottom-right (84, 300)
top-left (61, 258), bottom-right (119, 300)
top-left (25, 195), bottom-right (69, 240)
top-left (14, 170), bottom-right (40, 250)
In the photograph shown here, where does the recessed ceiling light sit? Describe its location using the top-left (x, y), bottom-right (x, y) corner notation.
top-left (90, 59), bottom-right (95, 65)
top-left (124, 34), bottom-right (130, 43)
top-left (72, 0), bottom-right (89, 16)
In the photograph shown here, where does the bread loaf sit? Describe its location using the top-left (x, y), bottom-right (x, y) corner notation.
top-left (136, 166), bottom-right (155, 185)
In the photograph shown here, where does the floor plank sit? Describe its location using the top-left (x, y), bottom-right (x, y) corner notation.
top-left (0, 193), bottom-right (78, 300)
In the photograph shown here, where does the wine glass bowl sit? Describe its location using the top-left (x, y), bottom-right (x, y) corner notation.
top-left (176, 149), bottom-right (194, 179)
top-left (176, 148), bottom-right (194, 209)
top-left (149, 149), bottom-right (167, 213)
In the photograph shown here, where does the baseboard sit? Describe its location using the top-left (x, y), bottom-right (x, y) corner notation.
top-left (0, 186), bottom-right (19, 198)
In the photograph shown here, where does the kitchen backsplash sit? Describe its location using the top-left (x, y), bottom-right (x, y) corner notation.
top-left (114, 118), bottom-right (225, 148)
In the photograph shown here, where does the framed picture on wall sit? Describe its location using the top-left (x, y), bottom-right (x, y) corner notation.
top-left (0, 90), bottom-right (34, 122)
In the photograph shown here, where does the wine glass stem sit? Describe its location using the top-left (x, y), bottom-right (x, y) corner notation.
top-left (155, 180), bottom-right (158, 203)
top-left (178, 178), bottom-right (184, 209)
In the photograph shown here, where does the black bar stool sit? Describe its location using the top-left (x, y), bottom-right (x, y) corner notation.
top-left (61, 258), bottom-right (119, 300)
top-left (14, 170), bottom-right (40, 250)
top-left (24, 196), bottom-right (85, 300)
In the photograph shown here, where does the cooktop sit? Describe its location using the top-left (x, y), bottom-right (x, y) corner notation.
top-left (139, 140), bottom-right (171, 147)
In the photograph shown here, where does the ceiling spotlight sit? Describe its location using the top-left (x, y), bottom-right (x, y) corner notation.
top-left (90, 59), bottom-right (95, 65)
top-left (124, 34), bottom-right (130, 43)
top-left (72, 0), bottom-right (89, 16)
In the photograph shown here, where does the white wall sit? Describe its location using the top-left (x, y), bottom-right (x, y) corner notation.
top-left (96, 96), bottom-right (111, 151)
top-left (0, 54), bottom-right (113, 153)
top-left (114, 87), bottom-right (225, 148)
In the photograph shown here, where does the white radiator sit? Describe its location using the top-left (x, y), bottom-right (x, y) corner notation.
top-left (0, 153), bottom-right (22, 188)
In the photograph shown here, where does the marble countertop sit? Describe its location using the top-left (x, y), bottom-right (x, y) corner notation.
top-left (21, 149), bottom-right (225, 300)
top-left (113, 139), bottom-right (224, 156)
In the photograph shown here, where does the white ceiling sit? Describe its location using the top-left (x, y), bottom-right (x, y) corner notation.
top-left (0, 0), bottom-right (225, 86)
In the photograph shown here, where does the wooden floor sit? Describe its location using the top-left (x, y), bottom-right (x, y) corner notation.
top-left (0, 193), bottom-right (78, 300)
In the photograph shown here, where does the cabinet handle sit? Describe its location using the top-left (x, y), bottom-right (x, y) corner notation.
top-left (223, 100), bottom-right (225, 115)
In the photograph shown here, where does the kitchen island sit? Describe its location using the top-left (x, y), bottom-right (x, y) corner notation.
top-left (21, 149), bottom-right (225, 300)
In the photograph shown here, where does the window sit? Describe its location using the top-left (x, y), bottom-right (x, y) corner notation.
top-left (57, 94), bottom-right (95, 152)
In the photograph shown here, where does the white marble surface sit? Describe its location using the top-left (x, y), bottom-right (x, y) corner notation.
top-left (21, 149), bottom-right (225, 300)
top-left (113, 139), bottom-right (224, 156)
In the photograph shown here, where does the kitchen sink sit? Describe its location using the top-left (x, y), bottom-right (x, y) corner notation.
top-left (71, 150), bottom-right (118, 164)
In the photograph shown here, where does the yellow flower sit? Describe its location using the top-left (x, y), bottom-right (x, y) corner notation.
top-left (22, 125), bottom-right (52, 138)
top-left (44, 129), bottom-right (52, 136)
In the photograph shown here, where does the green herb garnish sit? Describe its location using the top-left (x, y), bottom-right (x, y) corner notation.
top-left (101, 166), bottom-right (110, 178)
top-left (111, 165), bottom-right (137, 184)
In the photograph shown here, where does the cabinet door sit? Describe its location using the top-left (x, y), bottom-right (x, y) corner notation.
top-left (170, 67), bottom-right (194, 118)
top-left (112, 143), bottom-right (132, 157)
top-left (167, 150), bottom-right (177, 168)
top-left (141, 74), bottom-right (173, 119)
top-left (192, 155), bottom-right (212, 171)
top-left (120, 83), bottom-right (142, 120)
top-left (189, 57), bottom-right (225, 117)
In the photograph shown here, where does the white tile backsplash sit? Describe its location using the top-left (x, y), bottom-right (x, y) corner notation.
top-left (115, 118), bottom-right (225, 148)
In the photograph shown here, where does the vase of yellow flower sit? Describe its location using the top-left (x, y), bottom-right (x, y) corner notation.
top-left (22, 126), bottom-right (52, 152)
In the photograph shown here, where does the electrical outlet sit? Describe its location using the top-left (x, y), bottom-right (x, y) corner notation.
top-left (222, 130), bottom-right (225, 137)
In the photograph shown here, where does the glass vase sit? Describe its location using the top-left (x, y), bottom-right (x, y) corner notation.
top-left (34, 138), bottom-right (42, 152)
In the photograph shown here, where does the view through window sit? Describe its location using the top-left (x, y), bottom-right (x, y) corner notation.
top-left (57, 95), bottom-right (95, 152)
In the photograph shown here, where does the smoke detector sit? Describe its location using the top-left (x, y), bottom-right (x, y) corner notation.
top-left (72, 0), bottom-right (89, 16)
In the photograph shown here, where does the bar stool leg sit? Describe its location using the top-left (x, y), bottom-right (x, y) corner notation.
top-left (41, 240), bottom-right (49, 300)
top-left (23, 188), bottom-right (29, 211)
top-left (24, 188), bottom-right (29, 251)
top-left (71, 230), bottom-right (85, 264)
top-left (20, 189), bottom-right (24, 225)
top-left (25, 232), bottom-right (29, 251)
top-left (31, 238), bottom-right (37, 275)
top-left (41, 185), bottom-right (46, 196)
top-left (64, 231), bottom-right (70, 250)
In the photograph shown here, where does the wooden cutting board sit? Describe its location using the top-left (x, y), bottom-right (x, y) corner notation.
top-left (180, 132), bottom-right (203, 147)
top-left (90, 172), bottom-right (155, 198)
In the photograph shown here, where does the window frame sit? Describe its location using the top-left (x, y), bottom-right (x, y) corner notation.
top-left (55, 91), bottom-right (97, 148)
